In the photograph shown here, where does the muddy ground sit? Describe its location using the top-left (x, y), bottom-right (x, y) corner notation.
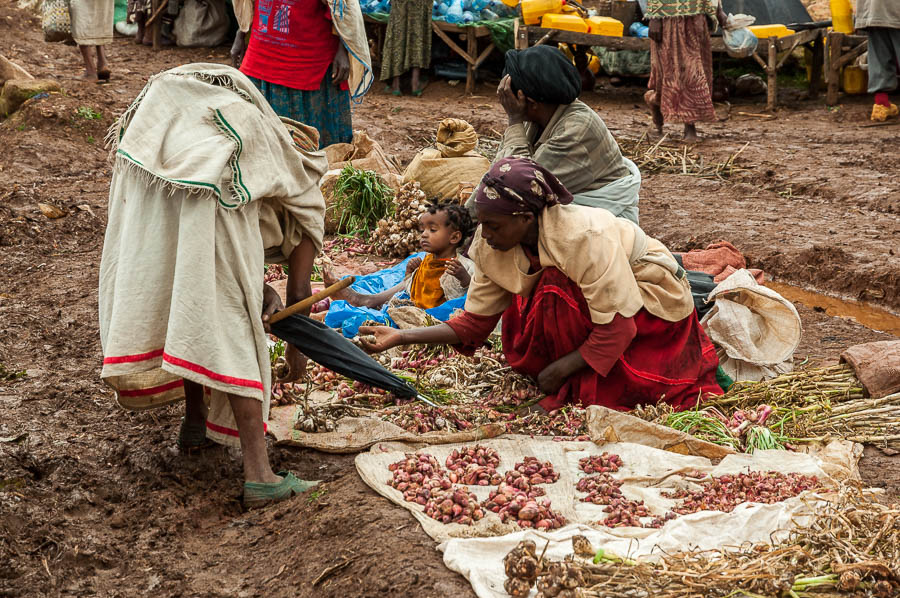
top-left (1, 3), bottom-right (898, 597)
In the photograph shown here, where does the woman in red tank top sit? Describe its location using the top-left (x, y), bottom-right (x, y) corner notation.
top-left (231, 0), bottom-right (355, 147)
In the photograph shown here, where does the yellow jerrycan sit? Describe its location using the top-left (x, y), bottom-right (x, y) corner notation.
top-left (830, 0), bottom-right (854, 34)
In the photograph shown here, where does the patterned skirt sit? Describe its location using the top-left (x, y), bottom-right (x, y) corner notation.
top-left (380, 0), bottom-right (433, 81)
top-left (248, 66), bottom-right (352, 148)
top-left (647, 15), bottom-right (716, 124)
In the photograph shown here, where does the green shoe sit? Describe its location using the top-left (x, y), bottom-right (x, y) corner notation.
top-left (176, 417), bottom-right (213, 453)
top-left (243, 472), bottom-right (319, 508)
top-left (412, 77), bottom-right (429, 97)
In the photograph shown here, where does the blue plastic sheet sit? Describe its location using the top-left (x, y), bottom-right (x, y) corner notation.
top-left (324, 253), bottom-right (466, 337)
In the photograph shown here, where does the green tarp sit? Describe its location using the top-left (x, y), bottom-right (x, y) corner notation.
top-left (115, 0), bottom-right (127, 24)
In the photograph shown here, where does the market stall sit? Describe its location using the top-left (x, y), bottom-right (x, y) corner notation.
top-left (513, 20), bottom-right (827, 111)
top-left (365, 14), bottom-right (512, 93)
top-left (825, 31), bottom-right (869, 106)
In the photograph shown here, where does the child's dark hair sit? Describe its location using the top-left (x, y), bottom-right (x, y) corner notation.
top-left (427, 200), bottom-right (474, 246)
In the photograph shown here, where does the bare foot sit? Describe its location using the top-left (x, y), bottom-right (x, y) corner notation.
top-left (79, 70), bottom-right (98, 81)
top-left (322, 267), bottom-right (361, 304)
top-left (643, 90), bottom-right (663, 135)
top-left (683, 123), bottom-right (699, 142)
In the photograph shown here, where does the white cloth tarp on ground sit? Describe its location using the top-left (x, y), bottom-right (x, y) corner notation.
top-left (355, 435), bottom-right (857, 598)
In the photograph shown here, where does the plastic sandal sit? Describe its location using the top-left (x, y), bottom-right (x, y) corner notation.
top-left (243, 472), bottom-right (320, 508)
top-left (176, 417), bottom-right (213, 452)
top-left (412, 77), bottom-right (429, 97)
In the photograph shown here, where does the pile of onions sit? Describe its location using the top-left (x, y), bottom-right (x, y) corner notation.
top-left (664, 471), bottom-right (821, 515)
top-left (423, 487), bottom-right (485, 525)
top-left (578, 452), bottom-right (623, 474)
top-left (482, 483), bottom-right (566, 530)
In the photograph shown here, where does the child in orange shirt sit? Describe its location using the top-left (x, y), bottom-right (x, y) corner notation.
top-left (324, 202), bottom-right (474, 309)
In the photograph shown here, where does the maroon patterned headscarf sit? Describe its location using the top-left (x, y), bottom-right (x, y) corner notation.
top-left (475, 157), bottom-right (573, 216)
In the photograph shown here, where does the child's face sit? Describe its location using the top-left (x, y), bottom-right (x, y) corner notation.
top-left (418, 210), bottom-right (461, 255)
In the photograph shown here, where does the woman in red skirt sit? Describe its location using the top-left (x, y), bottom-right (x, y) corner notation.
top-left (361, 157), bottom-right (721, 412)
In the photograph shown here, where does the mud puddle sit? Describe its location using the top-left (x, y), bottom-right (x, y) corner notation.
top-left (766, 281), bottom-right (900, 336)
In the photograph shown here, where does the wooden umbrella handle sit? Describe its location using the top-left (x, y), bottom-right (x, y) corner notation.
top-left (268, 276), bottom-right (356, 325)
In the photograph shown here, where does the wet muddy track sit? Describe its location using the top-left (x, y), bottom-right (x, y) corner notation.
top-left (0, 3), bottom-right (898, 596)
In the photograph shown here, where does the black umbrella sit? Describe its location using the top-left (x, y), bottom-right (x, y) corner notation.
top-left (268, 279), bottom-right (438, 407)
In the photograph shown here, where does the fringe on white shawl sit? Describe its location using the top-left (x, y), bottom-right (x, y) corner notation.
top-left (111, 153), bottom-right (222, 203)
top-left (106, 69), bottom-right (254, 156)
top-left (106, 69), bottom-right (261, 209)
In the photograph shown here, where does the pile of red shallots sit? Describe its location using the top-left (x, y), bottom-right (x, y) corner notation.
top-left (387, 453), bottom-right (485, 525)
top-left (576, 473), bottom-right (624, 505)
top-left (480, 455), bottom-right (565, 530)
top-left (664, 471), bottom-right (821, 515)
top-left (446, 445), bottom-right (502, 485)
top-left (578, 452), bottom-right (623, 474)
top-left (507, 456), bottom-right (560, 485)
top-left (387, 453), bottom-right (446, 499)
top-left (576, 453), bottom-right (673, 529)
top-left (423, 487), bottom-right (485, 525)
top-left (482, 483), bottom-right (566, 530)
top-left (263, 264), bottom-right (287, 283)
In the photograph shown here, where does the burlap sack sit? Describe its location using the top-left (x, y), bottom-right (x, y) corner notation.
top-left (173, 0), bottom-right (230, 48)
top-left (272, 411), bottom-right (506, 453)
top-left (701, 269), bottom-right (801, 382)
top-left (0, 55), bottom-right (33, 86)
top-left (841, 340), bottom-right (900, 399)
top-left (323, 143), bottom-right (355, 165)
top-left (403, 119), bottom-right (491, 200)
top-left (435, 118), bottom-right (478, 158)
top-left (586, 406), bottom-right (734, 459)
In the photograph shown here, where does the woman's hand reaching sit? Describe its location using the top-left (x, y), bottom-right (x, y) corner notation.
top-left (358, 326), bottom-right (403, 353)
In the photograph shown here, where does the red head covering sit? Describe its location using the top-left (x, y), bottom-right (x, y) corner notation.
top-left (475, 157), bottom-right (573, 215)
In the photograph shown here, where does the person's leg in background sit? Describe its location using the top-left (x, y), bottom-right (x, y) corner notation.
top-left (867, 27), bottom-right (900, 121)
top-left (77, 45), bottom-right (97, 80)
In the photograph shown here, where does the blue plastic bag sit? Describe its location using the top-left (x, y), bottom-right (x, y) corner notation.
top-left (323, 253), bottom-right (468, 337)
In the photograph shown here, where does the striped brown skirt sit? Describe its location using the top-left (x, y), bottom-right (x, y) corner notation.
top-left (647, 15), bottom-right (716, 125)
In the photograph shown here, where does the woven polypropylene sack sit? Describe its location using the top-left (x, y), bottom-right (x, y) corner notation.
top-left (43, 0), bottom-right (72, 43)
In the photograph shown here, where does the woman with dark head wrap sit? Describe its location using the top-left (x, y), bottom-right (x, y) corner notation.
top-left (363, 157), bottom-right (722, 413)
top-left (465, 46), bottom-right (641, 224)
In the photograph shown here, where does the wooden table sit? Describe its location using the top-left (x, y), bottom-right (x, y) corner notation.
top-left (365, 16), bottom-right (499, 94)
top-left (825, 32), bottom-right (869, 106)
top-left (514, 21), bottom-right (827, 111)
